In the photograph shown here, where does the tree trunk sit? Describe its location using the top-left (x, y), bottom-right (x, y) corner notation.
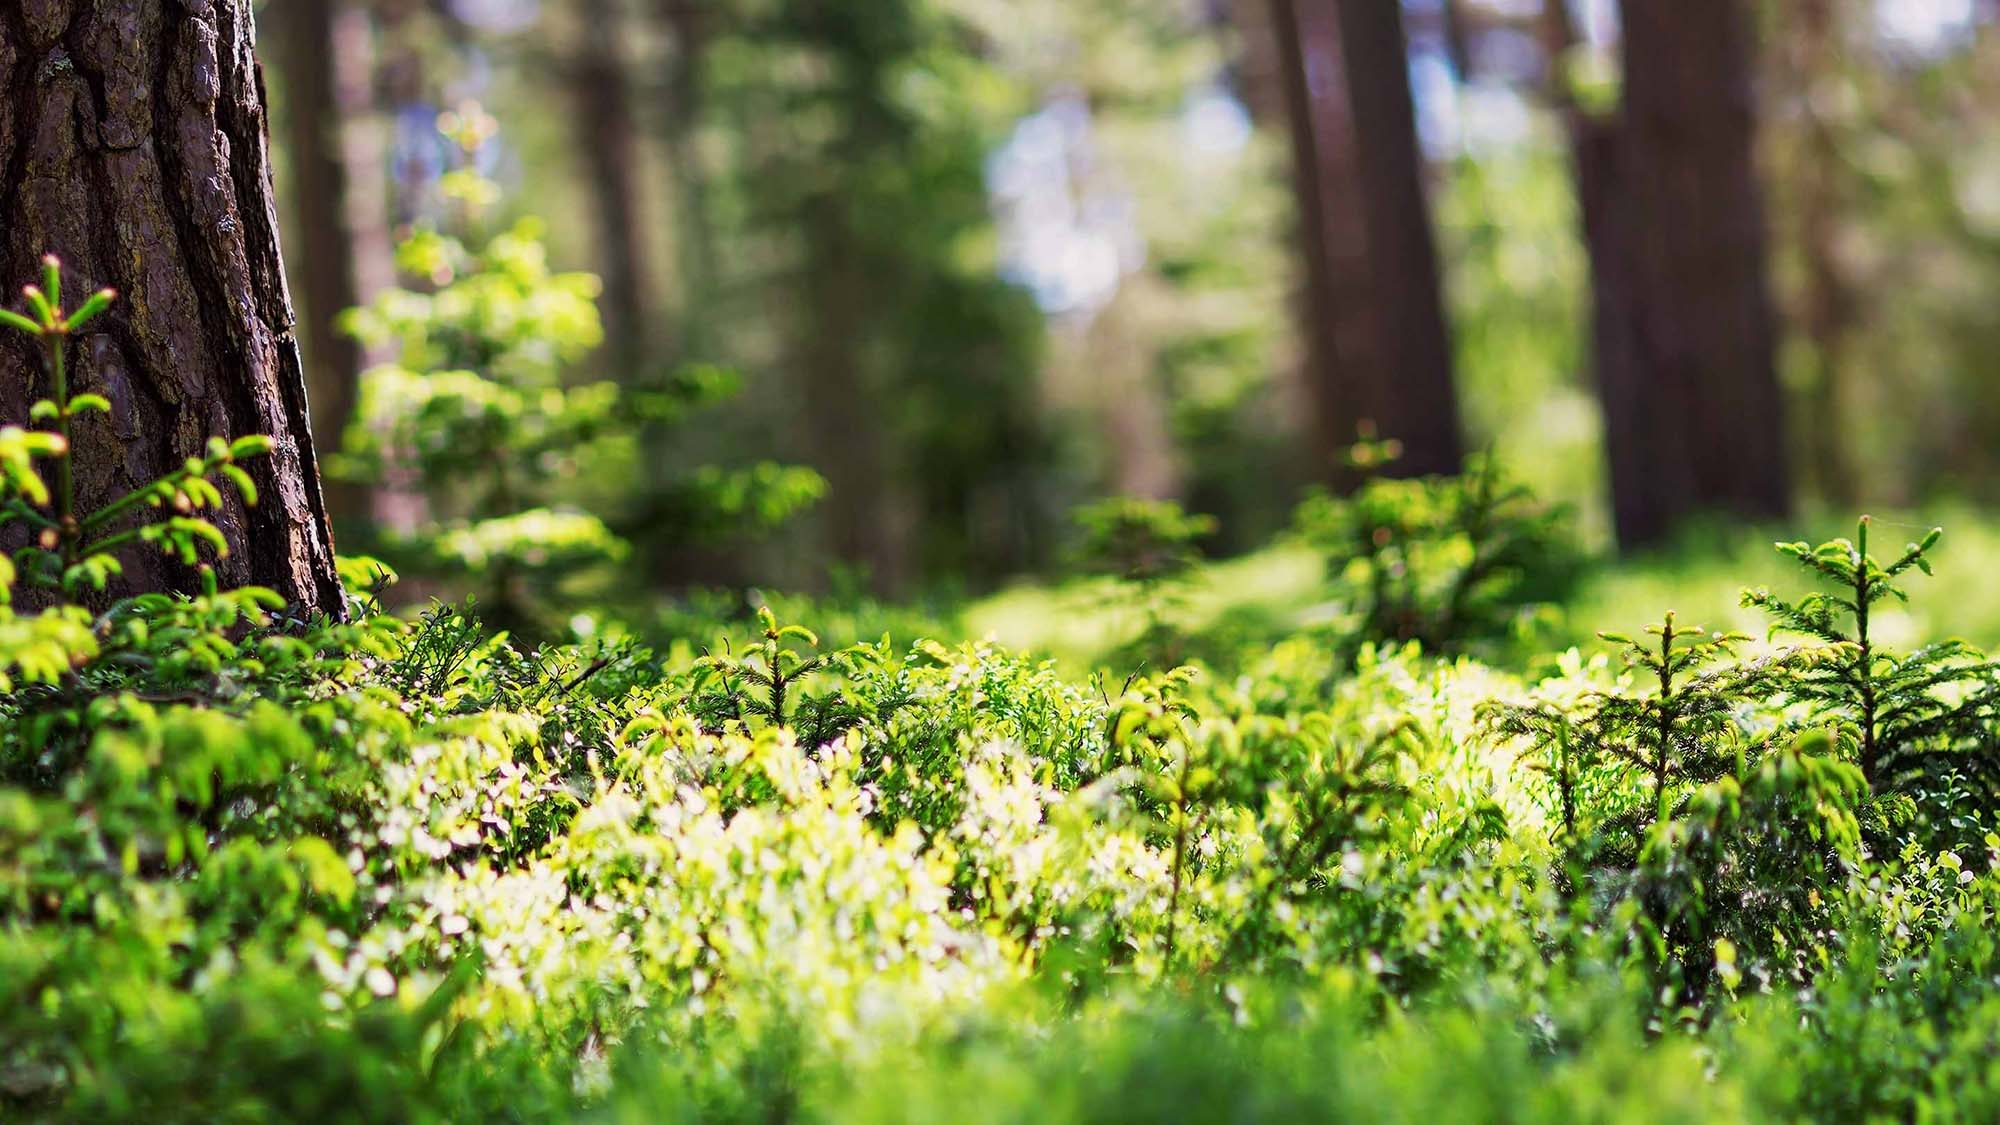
top-left (654, 0), bottom-right (718, 362)
top-left (797, 196), bottom-right (910, 593)
top-left (0, 0), bottom-right (345, 617)
top-left (271, 0), bottom-right (387, 528)
top-left (1440, 0), bottom-right (1477, 82)
top-left (1596, 0), bottom-right (1791, 547)
top-left (571, 0), bottom-right (655, 377)
top-left (1778, 0), bottom-right (1858, 506)
top-left (1540, 0), bottom-right (1685, 548)
top-left (1268, 0), bottom-right (1463, 483)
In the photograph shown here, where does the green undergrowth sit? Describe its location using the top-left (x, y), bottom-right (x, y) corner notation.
top-left (13, 256), bottom-right (2000, 1121)
top-left (967, 506), bottom-right (2000, 674)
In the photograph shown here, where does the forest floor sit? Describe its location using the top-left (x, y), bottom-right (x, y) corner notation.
top-left (965, 505), bottom-right (2000, 670)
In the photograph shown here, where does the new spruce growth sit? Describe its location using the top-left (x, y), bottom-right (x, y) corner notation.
top-left (1746, 516), bottom-right (1999, 792)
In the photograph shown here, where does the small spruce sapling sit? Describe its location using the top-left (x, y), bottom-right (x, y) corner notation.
top-left (338, 104), bottom-right (820, 638)
top-left (0, 257), bottom-right (288, 756)
top-left (0, 257), bottom-right (269, 602)
top-left (1480, 686), bottom-right (1596, 845)
top-left (1594, 615), bottom-right (1754, 821)
top-left (1071, 497), bottom-right (1216, 669)
top-left (1295, 441), bottom-right (1578, 659)
top-left (1744, 517), bottom-right (2000, 794)
top-left (1483, 616), bottom-right (1805, 857)
top-left (688, 606), bottom-right (870, 749)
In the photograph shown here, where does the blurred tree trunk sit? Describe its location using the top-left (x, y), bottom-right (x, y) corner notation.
top-left (653, 0), bottom-right (719, 361)
top-left (1268, 0), bottom-right (1463, 483)
top-left (797, 196), bottom-right (910, 593)
top-left (1539, 0), bottom-right (1667, 548)
top-left (1074, 285), bottom-right (1183, 502)
top-left (272, 0), bottom-right (392, 529)
top-left (1610, 0), bottom-right (1790, 546)
top-left (1228, 0), bottom-right (1287, 123)
top-left (571, 0), bottom-right (656, 377)
top-left (1777, 0), bottom-right (1859, 505)
top-left (0, 0), bottom-right (345, 617)
top-left (1441, 0), bottom-right (1478, 81)
top-left (1544, 0), bottom-right (1792, 548)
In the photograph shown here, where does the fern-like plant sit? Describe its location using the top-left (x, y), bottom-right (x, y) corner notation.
top-left (687, 606), bottom-right (871, 749)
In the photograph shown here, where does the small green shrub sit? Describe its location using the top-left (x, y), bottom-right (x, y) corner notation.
top-left (1070, 496), bottom-right (1216, 668)
top-left (1746, 517), bottom-right (2000, 817)
top-left (336, 108), bottom-right (820, 637)
top-left (1296, 446), bottom-right (1582, 659)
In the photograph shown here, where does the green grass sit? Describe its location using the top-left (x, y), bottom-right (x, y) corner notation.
top-left (962, 506), bottom-right (2000, 670)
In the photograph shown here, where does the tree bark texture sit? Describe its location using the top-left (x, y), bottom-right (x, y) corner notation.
top-left (1269, 0), bottom-right (1463, 484)
top-left (0, 0), bottom-right (345, 617)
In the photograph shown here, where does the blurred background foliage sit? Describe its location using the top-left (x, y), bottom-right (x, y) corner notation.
top-left (260, 0), bottom-right (2000, 624)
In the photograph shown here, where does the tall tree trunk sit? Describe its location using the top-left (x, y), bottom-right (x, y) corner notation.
top-left (1596, 0), bottom-right (1791, 547)
top-left (1227, 0), bottom-right (1287, 124)
top-left (272, 0), bottom-right (387, 527)
top-left (654, 0), bottom-right (719, 362)
top-left (571, 0), bottom-right (655, 377)
top-left (0, 0), bottom-right (344, 617)
top-left (1073, 285), bottom-right (1183, 503)
top-left (1440, 0), bottom-right (1478, 82)
top-left (1780, 0), bottom-right (1859, 505)
top-left (1268, 0), bottom-right (1463, 483)
top-left (1540, 0), bottom-right (1676, 548)
top-left (797, 198), bottom-right (909, 593)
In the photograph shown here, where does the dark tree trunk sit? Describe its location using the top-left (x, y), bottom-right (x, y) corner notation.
top-left (1269, 0), bottom-right (1463, 483)
top-left (1780, 0), bottom-right (1858, 505)
top-left (797, 196), bottom-right (909, 593)
top-left (0, 0), bottom-right (345, 617)
top-left (652, 0), bottom-right (719, 361)
top-left (1591, 0), bottom-right (1791, 547)
top-left (1226, 0), bottom-right (1287, 124)
top-left (1440, 0), bottom-right (1478, 81)
top-left (571, 0), bottom-right (655, 377)
top-left (271, 0), bottom-right (381, 527)
top-left (1540, 0), bottom-right (1682, 549)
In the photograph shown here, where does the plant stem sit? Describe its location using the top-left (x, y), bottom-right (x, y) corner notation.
top-left (1163, 749), bottom-right (1194, 967)
top-left (49, 333), bottom-right (74, 564)
top-left (1856, 561), bottom-right (1876, 786)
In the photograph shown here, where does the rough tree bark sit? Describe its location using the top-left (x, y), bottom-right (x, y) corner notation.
top-left (1594, 0), bottom-right (1792, 547)
top-left (0, 0), bottom-right (345, 617)
top-left (571, 0), bottom-right (655, 376)
top-left (1268, 0), bottom-right (1463, 483)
